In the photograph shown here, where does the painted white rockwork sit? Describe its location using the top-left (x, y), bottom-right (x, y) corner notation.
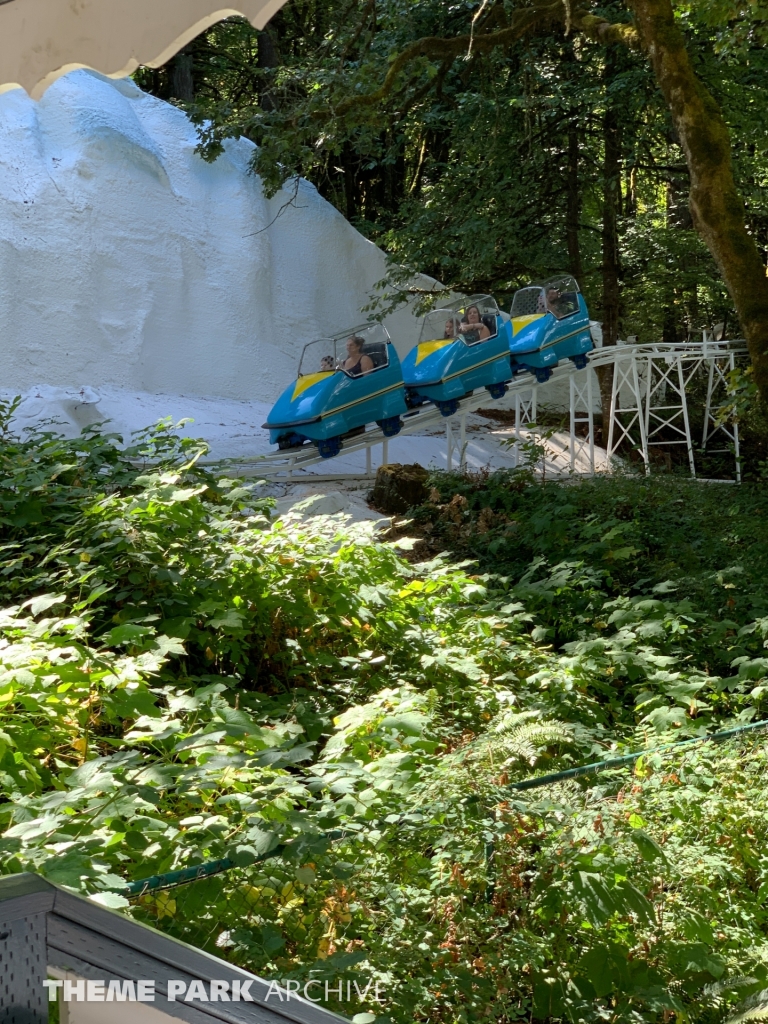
top-left (0, 69), bottom-right (427, 404)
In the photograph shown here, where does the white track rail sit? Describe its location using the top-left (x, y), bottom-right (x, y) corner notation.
top-left (206, 338), bottom-right (748, 482)
top-left (219, 358), bottom-right (579, 478)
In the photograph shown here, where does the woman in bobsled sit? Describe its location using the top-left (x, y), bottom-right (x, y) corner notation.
top-left (343, 335), bottom-right (375, 376)
top-left (401, 294), bottom-right (512, 417)
top-left (262, 322), bottom-right (407, 459)
top-left (508, 273), bottom-right (593, 383)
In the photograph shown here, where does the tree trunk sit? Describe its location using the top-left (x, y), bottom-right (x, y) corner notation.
top-left (566, 124), bottom-right (583, 280)
top-left (596, 49), bottom-right (623, 441)
top-left (625, 163), bottom-right (638, 217)
top-left (170, 52), bottom-right (194, 102)
top-left (602, 107), bottom-right (622, 348)
top-left (258, 29), bottom-right (279, 110)
top-left (342, 141), bottom-right (358, 222)
top-left (664, 167), bottom-right (692, 340)
top-left (627, 0), bottom-right (768, 399)
top-left (562, 41), bottom-right (583, 281)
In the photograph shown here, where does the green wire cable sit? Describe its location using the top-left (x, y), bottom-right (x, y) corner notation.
top-left (508, 716), bottom-right (768, 792)
top-left (121, 717), bottom-right (768, 896)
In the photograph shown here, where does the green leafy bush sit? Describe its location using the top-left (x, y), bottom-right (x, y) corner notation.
top-left (4, 406), bottom-right (768, 1023)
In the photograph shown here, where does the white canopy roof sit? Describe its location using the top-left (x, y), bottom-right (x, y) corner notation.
top-left (0, 0), bottom-right (289, 98)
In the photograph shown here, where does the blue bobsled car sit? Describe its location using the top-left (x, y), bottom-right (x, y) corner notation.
top-left (508, 274), bottom-right (593, 383)
top-left (263, 322), bottom-right (408, 459)
top-left (401, 294), bottom-right (512, 417)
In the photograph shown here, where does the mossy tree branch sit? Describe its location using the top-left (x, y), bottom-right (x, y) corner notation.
top-left (626, 0), bottom-right (768, 399)
top-left (569, 11), bottom-right (639, 47)
top-left (332, 1), bottom-right (565, 115)
top-left (331, 3), bottom-right (640, 115)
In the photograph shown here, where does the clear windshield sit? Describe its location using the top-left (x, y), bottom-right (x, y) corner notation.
top-left (419, 309), bottom-right (462, 345)
top-left (511, 275), bottom-right (581, 321)
top-left (419, 294), bottom-right (499, 347)
top-left (539, 274), bottom-right (580, 319)
top-left (298, 322), bottom-right (391, 378)
top-left (298, 336), bottom-right (337, 377)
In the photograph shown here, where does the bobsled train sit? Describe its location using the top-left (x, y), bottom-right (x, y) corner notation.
top-left (263, 275), bottom-right (595, 458)
top-left (263, 323), bottom-right (407, 459)
top-left (508, 273), bottom-right (593, 383)
top-left (401, 294), bottom-right (512, 417)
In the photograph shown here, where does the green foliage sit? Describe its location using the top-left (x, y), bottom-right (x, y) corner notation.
top-left (680, 0), bottom-right (768, 55)
top-left (5, 406), bottom-right (768, 1021)
top-left (136, 0), bottom-right (768, 340)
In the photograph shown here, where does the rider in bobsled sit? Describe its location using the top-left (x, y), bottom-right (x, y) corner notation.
top-left (507, 274), bottom-right (593, 383)
top-left (401, 294), bottom-right (512, 417)
top-left (262, 322), bottom-right (408, 459)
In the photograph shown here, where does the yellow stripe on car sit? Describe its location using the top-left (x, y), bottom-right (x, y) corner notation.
top-left (540, 326), bottom-right (587, 350)
top-left (415, 338), bottom-right (454, 365)
top-left (321, 381), bottom-right (401, 418)
top-left (511, 314), bottom-right (545, 336)
top-left (292, 371), bottom-right (334, 401)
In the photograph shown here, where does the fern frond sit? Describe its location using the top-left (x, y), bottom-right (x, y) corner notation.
top-left (702, 976), bottom-right (758, 1003)
top-left (474, 711), bottom-right (574, 768)
top-left (419, 711), bottom-right (575, 803)
top-left (724, 989), bottom-right (768, 1024)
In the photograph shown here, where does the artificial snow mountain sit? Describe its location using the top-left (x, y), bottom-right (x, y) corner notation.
top-left (0, 69), bottom-right (425, 418)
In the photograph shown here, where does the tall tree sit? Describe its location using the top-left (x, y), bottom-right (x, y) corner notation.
top-left (540, 1), bottom-right (768, 394)
top-left (319, 0), bottom-right (768, 396)
top-left (145, 0), bottom-right (768, 394)
top-left (618, 0), bottom-right (768, 393)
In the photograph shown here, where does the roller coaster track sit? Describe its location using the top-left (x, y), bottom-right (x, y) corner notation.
top-left (210, 338), bottom-right (748, 482)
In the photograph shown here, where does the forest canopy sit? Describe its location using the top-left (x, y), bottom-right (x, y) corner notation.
top-left (135, 0), bottom-right (768, 382)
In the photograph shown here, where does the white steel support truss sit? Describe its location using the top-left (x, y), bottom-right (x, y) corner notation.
top-left (604, 346), bottom-right (649, 474)
top-left (446, 412), bottom-right (468, 472)
top-left (591, 341), bottom-right (745, 482)
top-left (643, 350), bottom-right (698, 477)
top-left (702, 346), bottom-right (741, 483)
top-left (512, 386), bottom-right (538, 467)
top-left (569, 368), bottom-right (595, 475)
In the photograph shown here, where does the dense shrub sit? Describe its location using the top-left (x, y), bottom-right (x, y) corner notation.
top-left (3, 403), bottom-right (768, 1023)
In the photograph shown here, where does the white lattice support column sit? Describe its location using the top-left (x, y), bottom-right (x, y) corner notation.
top-left (681, 358), bottom-right (696, 477)
top-left (569, 368), bottom-right (595, 475)
top-left (513, 387), bottom-right (538, 466)
top-left (734, 400), bottom-right (742, 483)
top-left (446, 418), bottom-right (454, 471)
top-left (459, 412), bottom-right (468, 472)
top-left (703, 358), bottom-right (717, 449)
top-left (702, 347), bottom-right (741, 482)
top-left (606, 347), bottom-right (649, 473)
top-left (643, 351), bottom-right (699, 477)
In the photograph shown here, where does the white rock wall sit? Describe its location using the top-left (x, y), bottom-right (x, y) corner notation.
top-left (0, 70), bottom-right (426, 404)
